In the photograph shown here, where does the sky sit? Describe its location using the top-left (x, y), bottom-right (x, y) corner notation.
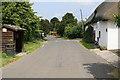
top-left (30, 0), bottom-right (104, 21)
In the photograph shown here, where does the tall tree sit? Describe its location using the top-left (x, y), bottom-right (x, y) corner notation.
top-left (40, 19), bottom-right (52, 34)
top-left (2, 2), bottom-right (42, 41)
top-left (62, 13), bottom-right (77, 27)
top-left (50, 17), bottom-right (59, 30)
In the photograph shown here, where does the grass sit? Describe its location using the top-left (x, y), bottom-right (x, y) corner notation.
top-left (79, 40), bottom-right (91, 49)
top-left (61, 37), bottom-right (82, 40)
top-left (1, 54), bottom-right (22, 67)
top-left (24, 39), bottom-right (47, 53)
top-left (0, 38), bottom-right (47, 68)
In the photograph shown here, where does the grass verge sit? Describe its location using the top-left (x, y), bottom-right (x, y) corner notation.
top-left (61, 37), bottom-right (82, 40)
top-left (1, 38), bottom-right (47, 68)
top-left (79, 40), bottom-right (91, 49)
top-left (1, 53), bottom-right (22, 67)
top-left (24, 39), bottom-right (47, 53)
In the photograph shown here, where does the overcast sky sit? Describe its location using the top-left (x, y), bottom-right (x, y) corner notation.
top-left (30, 0), bottom-right (104, 21)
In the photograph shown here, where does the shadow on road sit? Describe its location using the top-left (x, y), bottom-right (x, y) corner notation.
top-left (83, 63), bottom-right (119, 80)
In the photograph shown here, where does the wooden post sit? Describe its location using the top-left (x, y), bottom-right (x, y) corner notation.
top-left (80, 9), bottom-right (85, 33)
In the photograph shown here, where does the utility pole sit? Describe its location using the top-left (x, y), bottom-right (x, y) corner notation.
top-left (80, 9), bottom-right (85, 33)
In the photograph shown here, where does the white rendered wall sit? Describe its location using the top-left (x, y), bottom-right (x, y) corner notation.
top-left (91, 21), bottom-right (108, 47)
top-left (107, 21), bottom-right (119, 50)
top-left (87, 20), bottom-right (119, 50)
top-left (98, 21), bottom-right (108, 47)
top-left (108, 28), bottom-right (118, 50)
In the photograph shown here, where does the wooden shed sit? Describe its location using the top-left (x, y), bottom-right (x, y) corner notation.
top-left (1, 24), bottom-right (26, 53)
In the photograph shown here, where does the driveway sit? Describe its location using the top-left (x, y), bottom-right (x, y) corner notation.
top-left (2, 36), bottom-right (115, 79)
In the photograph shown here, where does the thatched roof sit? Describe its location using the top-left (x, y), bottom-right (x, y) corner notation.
top-left (2, 24), bottom-right (26, 31)
top-left (85, 1), bottom-right (120, 26)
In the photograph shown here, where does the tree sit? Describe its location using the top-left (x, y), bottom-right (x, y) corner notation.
top-left (50, 17), bottom-right (59, 30)
top-left (70, 23), bottom-right (83, 39)
top-left (56, 22), bottom-right (65, 37)
top-left (64, 22), bottom-right (83, 39)
top-left (40, 19), bottom-right (53, 34)
top-left (2, 2), bottom-right (42, 41)
top-left (62, 13), bottom-right (77, 26)
top-left (64, 24), bottom-right (71, 38)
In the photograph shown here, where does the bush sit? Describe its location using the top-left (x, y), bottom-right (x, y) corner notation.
top-left (64, 23), bottom-right (83, 39)
top-left (83, 26), bottom-right (94, 43)
top-left (70, 25), bottom-right (83, 39)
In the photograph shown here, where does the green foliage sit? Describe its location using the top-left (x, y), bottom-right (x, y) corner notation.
top-left (64, 22), bottom-right (83, 39)
top-left (70, 25), bottom-right (83, 39)
top-left (1, 53), bottom-right (21, 67)
top-left (50, 17), bottom-right (59, 30)
top-left (113, 6), bottom-right (120, 27)
top-left (49, 13), bottom-right (79, 37)
top-left (62, 13), bottom-right (77, 26)
top-left (100, 46), bottom-right (107, 50)
top-left (2, 53), bottom-right (9, 58)
top-left (64, 24), bottom-right (71, 38)
top-left (56, 22), bottom-right (65, 37)
top-left (24, 39), bottom-right (47, 53)
top-left (83, 26), bottom-right (94, 43)
top-left (79, 40), bottom-right (91, 49)
top-left (35, 30), bottom-right (43, 38)
top-left (2, 2), bottom-right (42, 41)
top-left (40, 19), bottom-right (53, 34)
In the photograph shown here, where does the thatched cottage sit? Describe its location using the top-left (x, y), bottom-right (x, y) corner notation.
top-left (84, 1), bottom-right (120, 50)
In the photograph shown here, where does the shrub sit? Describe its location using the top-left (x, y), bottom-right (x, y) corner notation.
top-left (64, 23), bottom-right (83, 39)
top-left (83, 26), bottom-right (95, 43)
top-left (70, 25), bottom-right (83, 39)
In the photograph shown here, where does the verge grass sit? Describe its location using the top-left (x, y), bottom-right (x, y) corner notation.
top-left (79, 40), bottom-right (91, 49)
top-left (1, 38), bottom-right (47, 67)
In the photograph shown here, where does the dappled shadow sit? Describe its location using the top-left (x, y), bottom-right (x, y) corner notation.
top-left (83, 63), bottom-right (119, 80)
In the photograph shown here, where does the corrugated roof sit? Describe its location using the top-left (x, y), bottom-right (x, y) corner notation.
top-left (2, 24), bottom-right (26, 31)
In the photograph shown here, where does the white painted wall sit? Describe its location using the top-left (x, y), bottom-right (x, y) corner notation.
top-left (107, 20), bottom-right (119, 50)
top-left (98, 21), bottom-right (108, 47)
top-left (91, 20), bottom-right (120, 50)
top-left (91, 21), bottom-right (108, 47)
top-left (108, 28), bottom-right (118, 50)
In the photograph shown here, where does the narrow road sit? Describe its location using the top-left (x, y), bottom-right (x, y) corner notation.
top-left (3, 36), bottom-right (114, 79)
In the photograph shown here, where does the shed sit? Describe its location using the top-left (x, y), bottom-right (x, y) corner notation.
top-left (1, 24), bottom-right (26, 53)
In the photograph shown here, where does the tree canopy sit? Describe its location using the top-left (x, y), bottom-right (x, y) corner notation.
top-left (2, 2), bottom-right (42, 41)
